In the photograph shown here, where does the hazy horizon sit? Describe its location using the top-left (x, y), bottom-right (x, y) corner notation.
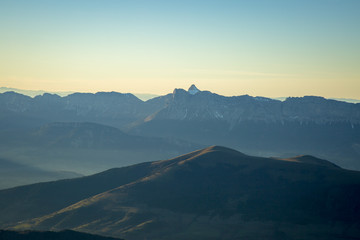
top-left (1, 0), bottom-right (359, 98)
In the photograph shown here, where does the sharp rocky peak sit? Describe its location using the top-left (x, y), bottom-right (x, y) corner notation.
top-left (188, 84), bottom-right (200, 95)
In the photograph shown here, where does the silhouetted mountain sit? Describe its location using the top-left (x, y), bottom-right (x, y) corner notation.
top-left (0, 230), bottom-right (122, 240)
top-left (1, 146), bottom-right (360, 240)
top-left (332, 98), bottom-right (360, 104)
top-left (0, 91), bottom-right (165, 130)
top-left (0, 86), bottom-right (159, 101)
top-left (0, 87), bottom-right (74, 97)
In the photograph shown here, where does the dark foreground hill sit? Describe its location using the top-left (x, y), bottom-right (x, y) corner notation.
top-left (0, 229), bottom-right (122, 240)
top-left (1, 146), bottom-right (360, 240)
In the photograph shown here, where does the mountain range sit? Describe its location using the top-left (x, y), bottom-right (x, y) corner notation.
top-left (3, 86), bottom-right (360, 103)
top-left (131, 86), bottom-right (360, 169)
top-left (1, 146), bottom-right (359, 240)
top-left (0, 84), bottom-right (360, 189)
top-left (0, 91), bottom-right (154, 130)
top-left (2, 85), bottom-right (359, 131)
top-left (0, 87), bottom-right (159, 101)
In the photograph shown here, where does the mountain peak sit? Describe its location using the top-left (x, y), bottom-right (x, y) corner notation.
top-left (188, 84), bottom-right (200, 95)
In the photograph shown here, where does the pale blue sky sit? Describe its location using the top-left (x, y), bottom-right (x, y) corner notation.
top-left (0, 0), bottom-right (359, 98)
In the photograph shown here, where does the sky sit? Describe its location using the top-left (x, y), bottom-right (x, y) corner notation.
top-left (0, 0), bottom-right (359, 98)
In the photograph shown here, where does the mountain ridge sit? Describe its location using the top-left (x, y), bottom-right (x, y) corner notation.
top-left (2, 86), bottom-right (360, 103)
top-left (2, 88), bottom-right (359, 127)
top-left (147, 87), bottom-right (360, 123)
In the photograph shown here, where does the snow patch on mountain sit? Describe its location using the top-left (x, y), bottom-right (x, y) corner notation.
top-left (188, 84), bottom-right (200, 95)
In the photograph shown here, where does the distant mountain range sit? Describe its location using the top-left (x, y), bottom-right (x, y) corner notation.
top-left (2, 86), bottom-right (360, 103)
top-left (274, 96), bottom-right (360, 104)
top-left (1, 85), bottom-right (360, 172)
top-left (0, 87), bottom-right (74, 97)
top-left (1, 146), bottom-right (359, 240)
top-left (0, 90), bottom-right (154, 130)
top-left (0, 87), bottom-right (159, 101)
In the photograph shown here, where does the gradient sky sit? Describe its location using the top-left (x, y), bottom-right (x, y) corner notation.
top-left (0, 0), bottom-right (359, 98)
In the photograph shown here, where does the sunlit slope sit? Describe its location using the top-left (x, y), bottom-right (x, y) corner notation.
top-left (1, 146), bottom-right (359, 239)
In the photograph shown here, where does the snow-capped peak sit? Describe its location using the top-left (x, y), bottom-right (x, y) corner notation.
top-left (188, 84), bottom-right (200, 95)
